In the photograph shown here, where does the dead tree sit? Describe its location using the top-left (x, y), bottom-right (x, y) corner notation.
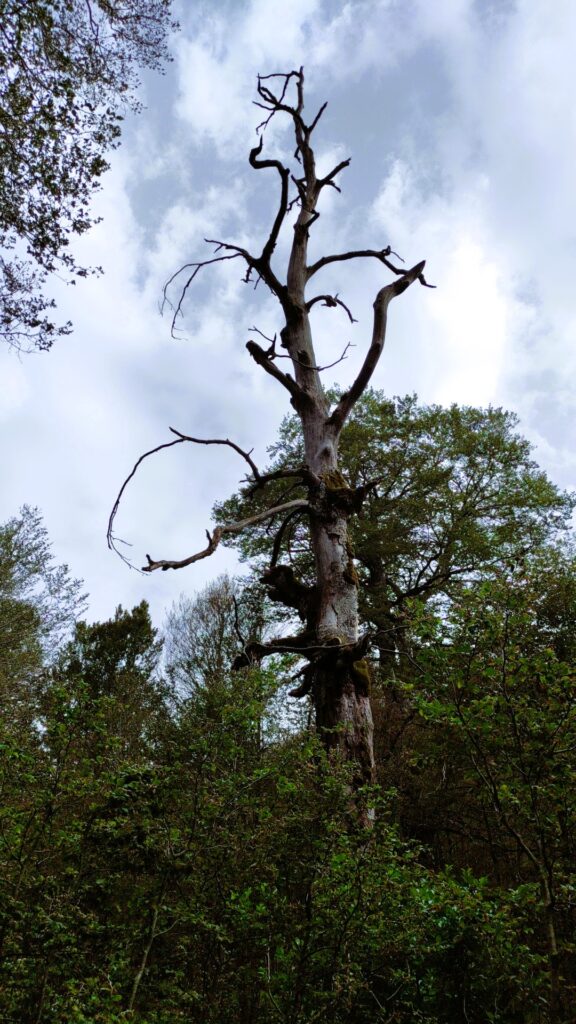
top-left (109, 69), bottom-right (432, 792)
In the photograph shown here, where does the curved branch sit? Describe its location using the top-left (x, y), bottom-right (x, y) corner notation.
top-left (108, 431), bottom-right (268, 567)
top-left (107, 437), bottom-right (185, 568)
top-left (167, 428), bottom-right (261, 479)
top-left (247, 464), bottom-right (319, 495)
top-left (305, 293), bottom-right (357, 323)
top-left (307, 245), bottom-right (434, 286)
top-left (249, 137), bottom-right (291, 266)
top-left (270, 506), bottom-right (309, 567)
top-left (162, 228), bottom-right (291, 334)
top-left (142, 499), bottom-right (310, 573)
top-left (329, 260), bottom-right (427, 433)
top-left (162, 250), bottom-right (248, 337)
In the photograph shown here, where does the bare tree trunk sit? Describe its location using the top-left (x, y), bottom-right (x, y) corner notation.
top-left (112, 69), bottom-right (431, 802)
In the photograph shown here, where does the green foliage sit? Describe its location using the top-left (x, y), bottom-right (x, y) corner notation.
top-left (0, 623), bottom-right (551, 1022)
top-left (212, 393), bottom-right (576, 1016)
top-left (163, 575), bottom-right (307, 738)
top-left (0, 0), bottom-right (176, 350)
top-left (163, 574), bottom-right (265, 696)
top-left (216, 391), bottom-right (573, 656)
top-left (0, 506), bottom-right (86, 753)
top-left (3, 401), bottom-right (576, 1020)
top-left (380, 547), bottom-right (576, 1016)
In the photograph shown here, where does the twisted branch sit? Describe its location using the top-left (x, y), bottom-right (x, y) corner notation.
top-left (108, 430), bottom-right (273, 567)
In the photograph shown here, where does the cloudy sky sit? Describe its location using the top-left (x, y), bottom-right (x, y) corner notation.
top-left (1, 0), bottom-right (575, 627)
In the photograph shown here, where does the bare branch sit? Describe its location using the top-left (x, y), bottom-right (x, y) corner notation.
top-left (162, 222), bottom-right (292, 335)
top-left (329, 260), bottom-right (427, 433)
top-left (305, 293), bottom-right (357, 322)
top-left (276, 340), bottom-right (354, 373)
top-left (246, 338), bottom-right (311, 407)
top-left (249, 137), bottom-right (290, 265)
top-left (246, 465), bottom-right (320, 496)
top-left (161, 240), bottom-right (257, 337)
top-left (270, 506), bottom-right (309, 567)
top-left (248, 325), bottom-right (276, 346)
top-left (108, 430), bottom-right (271, 567)
top-left (235, 629), bottom-right (374, 673)
top-left (352, 474), bottom-right (388, 506)
top-left (142, 499), bottom-right (310, 573)
top-left (254, 69), bottom-right (303, 133)
top-left (317, 157), bottom-right (351, 193)
top-left (167, 427), bottom-right (261, 479)
top-left (108, 437), bottom-right (186, 567)
top-left (307, 245), bottom-right (434, 286)
top-left (232, 595), bottom-right (247, 648)
top-left (309, 100), bottom-right (327, 133)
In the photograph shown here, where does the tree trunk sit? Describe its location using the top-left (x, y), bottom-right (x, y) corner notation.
top-left (308, 495), bottom-right (375, 787)
top-left (282, 230), bottom-right (377, 784)
top-left (245, 72), bottom-right (425, 790)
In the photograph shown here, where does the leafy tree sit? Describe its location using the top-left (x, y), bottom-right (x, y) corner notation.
top-left (0, 601), bottom-right (167, 1022)
top-left (163, 575), bottom-right (305, 746)
top-left (163, 575), bottom-right (264, 697)
top-left (0, 0), bottom-right (176, 351)
top-left (217, 391), bottom-right (573, 681)
top-left (0, 505), bottom-right (86, 744)
top-left (387, 546), bottom-right (576, 1019)
top-left (56, 600), bottom-right (165, 757)
top-left (0, 572), bottom-right (562, 1021)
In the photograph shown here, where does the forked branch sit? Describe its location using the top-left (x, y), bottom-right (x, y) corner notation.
top-left (162, 249), bottom-right (250, 337)
top-left (307, 245), bottom-right (434, 286)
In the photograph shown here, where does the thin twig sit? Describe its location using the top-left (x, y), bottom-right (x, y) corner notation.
top-left (276, 340), bottom-right (354, 373)
top-left (162, 251), bottom-right (247, 336)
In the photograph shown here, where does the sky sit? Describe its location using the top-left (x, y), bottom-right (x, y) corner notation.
top-left (1, 0), bottom-right (576, 628)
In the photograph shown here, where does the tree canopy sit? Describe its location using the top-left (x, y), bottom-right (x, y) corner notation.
top-left (216, 390), bottom-right (574, 669)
